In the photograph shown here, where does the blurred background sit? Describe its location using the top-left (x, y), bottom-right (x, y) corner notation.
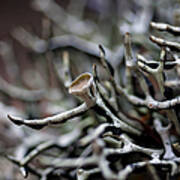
top-left (0, 0), bottom-right (180, 179)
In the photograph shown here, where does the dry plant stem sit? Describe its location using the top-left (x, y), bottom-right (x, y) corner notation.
top-left (99, 51), bottom-right (180, 110)
top-left (96, 45), bottom-right (180, 110)
top-left (49, 35), bottom-right (123, 66)
top-left (0, 76), bottom-right (45, 102)
top-left (137, 50), bottom-right (180, 135)
top-left (50, 35), bottom-right (113, 62)
top-left (8, 70), bottom-right (140, 135)
top-left (98, 46), bottom-right (119, 110)
top-left (8, 119), bottom-right (91, 178)
top-left (154, 119), bottom-right (175, 160)
top-left (98, 152), bottom-right (117, 179)
top-left (117, 110), bottom-right (143, 130)
top-left (81, 133), bottom-right (163, 179)
top-left (12, 141), bottom-right (62, 178)
top-left (19, 141), bottom-right (58, 166)
top-left (142, 56), bottom-right (179, 71)
top-left (15, 129), bottom-right (162, 178)
top-left (118, 159), bottom-right (178, 180)
top-left (7, 155), bottom-right (60, 179)
top-left (135, 70), bottom-right (151, 96)
top-left (93, 65), bottom-right (142, 135)
top-left (8, 102), bottom-right (89, 129)
top-left (165, 47), bottom-right (179, 61)
top-left (13, 132), bottom-right (54, 161)
top-left (150, 35), bottom-right (180, 51)
top-left (115, 83), bottom-right (180, 109)
top-left (6, 155), bottom-right (41, 178)
top-left (136, 54), bottom-right (160, 73)
top-left (92, 139), bottom-right (118, 180)
top-left (96, 99), bottom-right (141, 135)
top-left (80, 123), bottom-right (110, 145)
top-left (150, 22), bottom-right (180, 35)
top-left (103, 134), bottom-right (163, 158)
top-left (124, 32), bottom-right (135, 94)
top-left (95, 47), bottom-right (180, 135)
top-left (12, 26), bottom-right (122, 66)
top-left (7, 18), bottom-right (180, 180)
top-left (98, 81), bottom-right (119, 111)
top-left (94, 87), bottom-right (141, 135)
top-left (103, 81), bottom-right (119, 110)
top-left (98, 45), bottom-right (114, 79)
top-left (80, 122), bottom-right (140, 146)
top-left (124, 33), bottom-right (151, 117)
top-left (137, 53), bottom-right (164, 96)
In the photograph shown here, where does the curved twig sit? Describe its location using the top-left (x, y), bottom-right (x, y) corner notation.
top-left (8, 102), bottom-right (89, 129)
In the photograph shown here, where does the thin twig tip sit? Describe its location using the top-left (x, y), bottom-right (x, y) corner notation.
top-left (99, 44), bottom-right (105, 56)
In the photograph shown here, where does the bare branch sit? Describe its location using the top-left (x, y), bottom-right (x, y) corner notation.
top-left (8, 103), bottom-right (89, 129)
top-left (115, 84), bottom-right (180, 109)
top-left (154, 118), bottom-right (175, 160)
top-left (151, 22), bottom-right (180, 36)
top-left (150, 35), bottom-right (180, 51)
top-left (124, 32), bottom-right (136, 94)
top-left (103, 134), bottom-right (163, 159)
top-left (118, 159), bottom-right (179, 179)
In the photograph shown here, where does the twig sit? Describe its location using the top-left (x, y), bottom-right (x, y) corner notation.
top-left (8, 70), bottom-right (141, 135)
top-left (19, 141), bottom-right (59, 167)
top-left (150, 35), bottom-right (180, 51)
top-left (115, 81), bottom-right (180, 109)
top-left (48, 32), bottom-right (123, 66)
top-left (13, 26), bottom-right (123, 66)
top-left (92, 65), bottom-right (142, 135)
top-left (103, 134), bottom-right (163, 159)
top-left (80, 123), bottom-right (110, 146)
top-left (8, 102), bottom-right (89, 129)
top-left (13, 27), bottom-right (113, 62)
top-left (124, 32), bottom-right (135, 94)
top-left (118, 159), bottom-right (179, 180)
top-left (6, 155), bottom-right (42, 178)
top-left (93, 139), bottom-right (118, 180)
top-left (154, 118), bottom-right (175, 160)
top-left (137, 49), bottom-right (180, 134)
top-left (151, 22), bottom-right (180, 36)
